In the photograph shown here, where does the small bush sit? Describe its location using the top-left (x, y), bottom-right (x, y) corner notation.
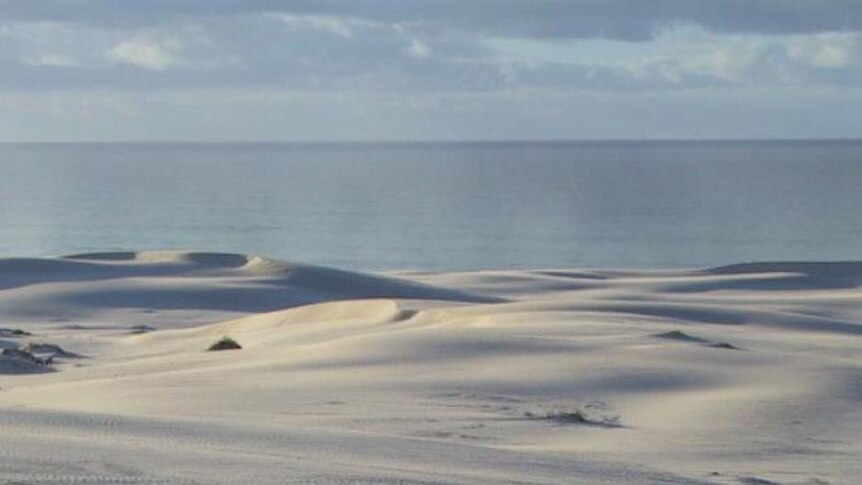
top-left (208, 336), bottom-right (242, 352)
top-left (543, 409), bottom-right (591, 424)
top-left (0, 328), bottom-right (31, 337)
top-left (524, 402), bottom-right (622, 428)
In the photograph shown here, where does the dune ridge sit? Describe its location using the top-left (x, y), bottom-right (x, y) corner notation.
top-left (0, 252), bottom-right (860, 484)
top-left (0, 251), bottom-right (500, 327)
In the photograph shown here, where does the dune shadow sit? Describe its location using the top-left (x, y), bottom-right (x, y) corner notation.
top-left (0, 355), bottom-right (55, 375)
top-left (0, 257), bottom-right (200, 291)
top-left (696, 261), bottom-right (862, 291)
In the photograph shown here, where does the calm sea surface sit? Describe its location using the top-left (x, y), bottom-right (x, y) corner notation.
top-left (1, 140), bottom-right (860, 270)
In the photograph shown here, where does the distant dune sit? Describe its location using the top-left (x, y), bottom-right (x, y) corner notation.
top-left (0, 252), bottom-right (859, 484)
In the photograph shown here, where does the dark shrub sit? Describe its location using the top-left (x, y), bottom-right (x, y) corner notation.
top-left (208, 336), bottom-right (242, 351)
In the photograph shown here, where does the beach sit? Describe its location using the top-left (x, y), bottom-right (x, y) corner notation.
top-left (0, 251), bottom-right (859, 484)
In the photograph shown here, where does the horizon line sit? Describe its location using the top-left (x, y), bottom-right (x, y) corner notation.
top-left (1, 136), bottom-right (861, 145)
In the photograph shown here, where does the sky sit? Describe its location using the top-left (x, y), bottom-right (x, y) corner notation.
top-left (1, 0), bottom-right (861, 142)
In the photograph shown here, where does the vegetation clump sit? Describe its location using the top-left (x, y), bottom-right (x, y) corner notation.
top-left (524, 402), bottom-right (622, 428)
top-left (0, 328), bottom-right (31, 337)
top-left (22, 342), bottom-right (77, 358)
top-left (207, 336), bottom-right (242, 352)
top-left (2, 347), bottom-right (52, 366)
top-left (129, 325), bottom-right (155, 335)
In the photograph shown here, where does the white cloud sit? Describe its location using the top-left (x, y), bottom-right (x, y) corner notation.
top-left (0, 21), bottom-right (109, 69)
top-left (702, 44), bottom-right (765, 82)
top-left (406, 39), bottom-right (431, 58)
top-left (787, 33), bottom-right (857, 68)
top-left (611, 29), bottom-right (862, 87)
top-left (21, 52), bottom-right (82, 67)
top-left (269, 13), bottom-right (365, 38)
top-left (303, 15), bottom-right (354, 38)
top-left (106, 38), bottom-right (178, 70)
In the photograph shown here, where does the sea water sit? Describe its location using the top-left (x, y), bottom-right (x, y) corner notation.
top-left (1, 140), bottom-right (860, 270)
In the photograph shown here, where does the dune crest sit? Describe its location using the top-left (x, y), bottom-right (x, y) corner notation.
top-left (0, 252), bottom-right (500, 326)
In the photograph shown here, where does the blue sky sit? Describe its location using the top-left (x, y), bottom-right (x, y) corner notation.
top-left (1, 1), bottom-right (861, 141)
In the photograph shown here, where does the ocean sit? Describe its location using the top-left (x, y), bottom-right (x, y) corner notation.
top-left (1, 140), bottom-right (860, 270)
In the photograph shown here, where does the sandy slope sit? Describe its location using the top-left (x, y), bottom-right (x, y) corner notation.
top-left (0, 252), bottom-right (860, 484)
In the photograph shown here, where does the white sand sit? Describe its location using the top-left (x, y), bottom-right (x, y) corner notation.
top-left (0, 251), bottom-right (859, 484)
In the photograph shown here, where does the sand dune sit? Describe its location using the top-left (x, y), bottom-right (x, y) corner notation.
top-left (0, 251), bottom-right (499, 328)
top-left (0, 253), bottom-right (860, 484)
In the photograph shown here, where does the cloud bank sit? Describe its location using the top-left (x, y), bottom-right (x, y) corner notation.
top-left (0, 1), bottom-right (860, 140)
top-left (2, 1), bottom-right (861, 39)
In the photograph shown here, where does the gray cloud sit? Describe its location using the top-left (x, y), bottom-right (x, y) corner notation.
top-left (2, 1), bottom-right (861, 95)
top-left (1, 1), bottom-right (861, 141)
top-left (1, 1), bottom-right (861, 40)
top-left (2, 12), bottom-right (861, 95)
